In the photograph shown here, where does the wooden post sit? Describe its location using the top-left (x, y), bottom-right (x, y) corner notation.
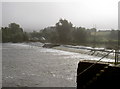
top-left (115, 50), bottom-right (119, 65)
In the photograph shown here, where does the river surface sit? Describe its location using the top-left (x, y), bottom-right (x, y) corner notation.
top-left (2, 43), bottom-right (114, 87)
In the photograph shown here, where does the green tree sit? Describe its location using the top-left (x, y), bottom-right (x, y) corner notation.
top-left (56, 19), bottom-right (73, 44)
top-left (1, 23), bottom-right (28, 43)
top-left (72, 27), bottom-right (87, 44)
top-left (40, 27), bottom-right (59, 43)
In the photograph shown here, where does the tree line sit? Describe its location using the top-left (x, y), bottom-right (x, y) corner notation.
top-left (1, 23), bottom-right (28, 43)
top-left (1, 19), bottom-right (120, 49)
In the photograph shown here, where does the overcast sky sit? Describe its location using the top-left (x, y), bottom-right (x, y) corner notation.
top-left (1, 0), bottom-right (120, 31)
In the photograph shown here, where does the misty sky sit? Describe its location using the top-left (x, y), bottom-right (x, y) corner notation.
top-left (1, 0), bottom-right (120, 31)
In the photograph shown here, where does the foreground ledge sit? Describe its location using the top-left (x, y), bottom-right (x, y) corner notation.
top-left (77, 60), bottom-right (120, 89)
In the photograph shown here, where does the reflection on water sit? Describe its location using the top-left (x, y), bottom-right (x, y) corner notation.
top-left (2, 43), bottom-right (114, 87)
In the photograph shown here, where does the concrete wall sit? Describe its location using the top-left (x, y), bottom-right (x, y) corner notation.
top-left (77, 61), bottom-right (120, 89)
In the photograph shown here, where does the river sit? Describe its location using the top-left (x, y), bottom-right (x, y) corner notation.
top-left (2, 42), bottom-right (114, 87)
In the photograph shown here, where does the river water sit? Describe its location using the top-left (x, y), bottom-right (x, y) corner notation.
top-left (2, 43), bottom-right (114, 87)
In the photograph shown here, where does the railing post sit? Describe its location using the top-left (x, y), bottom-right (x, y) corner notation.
top-left (115, 50), bottom-right (119, 65)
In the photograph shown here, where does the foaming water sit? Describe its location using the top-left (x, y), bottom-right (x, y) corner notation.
top-left (2, 43), bottom-right (114, 87)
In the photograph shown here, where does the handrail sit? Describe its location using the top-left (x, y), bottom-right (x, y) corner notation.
top-left (77, 50), bottom-right (113, 77)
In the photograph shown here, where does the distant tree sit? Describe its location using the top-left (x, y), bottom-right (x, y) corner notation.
top-left (105, 30), bottom-right (118, 49)
top-left (109, 30), bottom-right (118, 40)
top-left (72, 27), bottom-right (87, 44)
top-left (1, 27), bottom-right (11, 42)
top-left (1, 23), bottom-right (28, 43)
top-left (0, 29), bottom-right (1, 42)
top-left (40, 27), bottom-right (59, 43)
top-left (90, 28), bottom-right (96, 32)
top-left (118, 30), bottom-right (120, 49)
top-left (55, 19), bottom-right (73, 43)
top-left (23, 32), bottom-right (29, 41)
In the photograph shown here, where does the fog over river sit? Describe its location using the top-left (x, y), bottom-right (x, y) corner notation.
top-left (2, 43), bottom-right (114, 87)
